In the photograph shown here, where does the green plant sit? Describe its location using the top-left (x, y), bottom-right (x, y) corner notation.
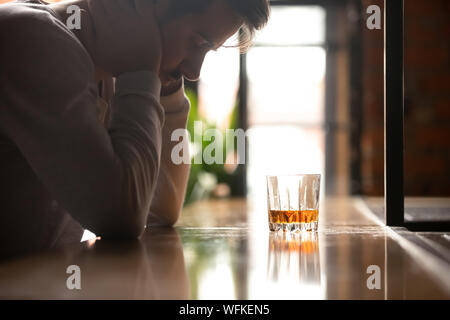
top-left (183, 88), bottom-right (243, 206)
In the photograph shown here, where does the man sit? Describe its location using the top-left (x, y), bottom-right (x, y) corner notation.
top-left (0, 0), bottom-right (269, 258)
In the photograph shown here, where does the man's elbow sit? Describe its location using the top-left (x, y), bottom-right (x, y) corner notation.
top-left (161, 211), bottom-right (181, 227)
top-left (147, 208), bottom-right (182, 227)
top-left (87, 205), bottom-right (147, 240)
top-left (95, 219), bottom-right (146, 240)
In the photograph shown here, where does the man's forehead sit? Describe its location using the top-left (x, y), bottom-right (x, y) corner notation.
top-left (193, 0), bottom-right (244, 48)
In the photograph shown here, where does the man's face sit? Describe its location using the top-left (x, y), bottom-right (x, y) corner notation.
top-left (157, 0), bottom-right (244, 86)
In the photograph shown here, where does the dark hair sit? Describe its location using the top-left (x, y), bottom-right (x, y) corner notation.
top-left (164, 0), bottom-right (270, 52)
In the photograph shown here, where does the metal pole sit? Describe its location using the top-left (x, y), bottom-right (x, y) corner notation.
top-left (384, 0), bottom-right (404, 226)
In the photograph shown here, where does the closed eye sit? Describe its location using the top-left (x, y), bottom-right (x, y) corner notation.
top-left (193, 33), bottom-right (216, 51)
top-left (192, 35), bottom-right (208, 49)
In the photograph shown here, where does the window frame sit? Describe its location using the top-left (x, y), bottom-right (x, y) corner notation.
top-left (384, 0), bottom-right (450, 231)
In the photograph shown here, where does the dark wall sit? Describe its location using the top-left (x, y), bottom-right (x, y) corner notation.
top-left (360, 0), bottom-right (450, 196)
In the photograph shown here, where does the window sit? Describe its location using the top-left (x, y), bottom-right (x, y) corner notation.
top-left (246, 6), bottom-right (327, 200)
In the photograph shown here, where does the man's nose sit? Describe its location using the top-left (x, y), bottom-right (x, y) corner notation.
top-left (180, 54), bottom-right (206, 82)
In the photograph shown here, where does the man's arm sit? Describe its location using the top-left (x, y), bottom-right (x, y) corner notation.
top-left (147, 82), bottom-right (191, 226)
top-left (0, 11), bottom-right (163, 239)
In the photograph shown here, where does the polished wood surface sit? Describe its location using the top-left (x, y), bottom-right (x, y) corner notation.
top-left (0, 197), bottom-right (449, 299)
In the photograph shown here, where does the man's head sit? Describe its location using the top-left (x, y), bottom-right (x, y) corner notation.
top-left (53, 0), bottom-right (269, 84)
top-left (154, 0), bottom-right (270, 85)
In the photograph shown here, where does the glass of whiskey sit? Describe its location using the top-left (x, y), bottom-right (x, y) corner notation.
top-left (266, 174), bottom-right (321, 232)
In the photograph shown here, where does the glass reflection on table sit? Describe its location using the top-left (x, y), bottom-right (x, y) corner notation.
top-left (263, 231), bottom-right (324, 299)
top-left (267, 232), bottom-right (321, 284)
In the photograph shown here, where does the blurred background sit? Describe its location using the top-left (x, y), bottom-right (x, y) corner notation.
top-left (3, 0), bottom-right (449, 205)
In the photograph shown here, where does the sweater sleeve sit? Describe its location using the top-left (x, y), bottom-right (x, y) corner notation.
top-left (147, 83), bottom-right (191, 226)
top-left (0, 8), bottom-right (163, 238)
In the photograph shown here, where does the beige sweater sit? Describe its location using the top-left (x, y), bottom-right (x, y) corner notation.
top-left (0, 1), bottom-right (191, 259)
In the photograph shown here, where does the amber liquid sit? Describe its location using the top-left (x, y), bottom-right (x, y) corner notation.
top-left (269, 209), bottom-right (319, 224)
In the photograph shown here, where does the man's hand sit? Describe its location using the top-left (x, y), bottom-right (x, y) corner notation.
top-left (160, 78), bottom-right (183, 96)
top-left (86, 0), bottom-right (162, 77)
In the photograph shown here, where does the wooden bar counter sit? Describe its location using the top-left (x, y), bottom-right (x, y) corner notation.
top-left (0, 197), bottom-right (449, 299)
